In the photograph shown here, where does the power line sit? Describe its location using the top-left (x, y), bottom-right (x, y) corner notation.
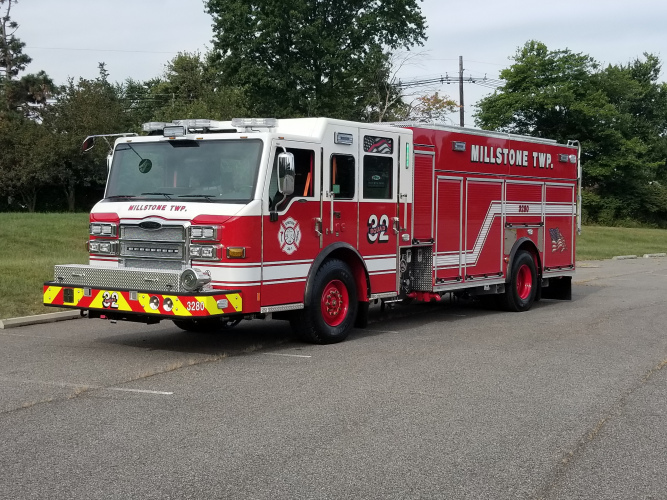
top-left (396, 73), bottom-right (504, 90)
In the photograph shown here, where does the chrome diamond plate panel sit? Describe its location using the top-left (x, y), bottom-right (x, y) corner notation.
top-left (412, 246), bottom-right (434, 291)
top-left (123, 259), bottom-right (184, 271)
top-left (54, 264), bottom-right (183, 292)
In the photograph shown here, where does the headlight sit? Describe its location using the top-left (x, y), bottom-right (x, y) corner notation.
top-left (90, 222), bottom-right (117, 237)
top-left (180, 268), bottom-right (211, 291)
top-left (190, 225), bottom-right (218, 240)
top-left (88, 240), bottom-right (118, 255)
top-left (189, 244), bottom-right (221, 261)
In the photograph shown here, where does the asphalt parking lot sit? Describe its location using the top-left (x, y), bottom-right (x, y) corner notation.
top-left (1, 257), bottom-right (666, 499)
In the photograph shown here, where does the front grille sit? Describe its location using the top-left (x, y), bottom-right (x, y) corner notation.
top-left (119, 223), bottom-right (186, 265)
top-left (121, 225), bottom-right (185, 242)
top-left (120, 241), bottom-right (184, 260)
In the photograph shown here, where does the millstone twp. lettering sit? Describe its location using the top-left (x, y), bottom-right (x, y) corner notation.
top-left (470, 145), bottom-right (554, 169)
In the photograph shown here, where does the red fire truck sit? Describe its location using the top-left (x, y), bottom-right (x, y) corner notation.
top-left (43, 118), bottom-right (580, 343)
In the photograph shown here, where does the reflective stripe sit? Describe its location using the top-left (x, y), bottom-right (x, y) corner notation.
top-left (43, 286), bottom-right (242, 317)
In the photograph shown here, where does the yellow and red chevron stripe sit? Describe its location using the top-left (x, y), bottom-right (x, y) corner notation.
top-left (43, 284), bottom-right (242, 318)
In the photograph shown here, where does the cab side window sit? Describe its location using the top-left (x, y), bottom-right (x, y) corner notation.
top-left (330, 154), bottom-right (355, 199)
top-left (269, 147), bottom-right (315, 211)
top-left (363, 155), bottom-right (393, 199)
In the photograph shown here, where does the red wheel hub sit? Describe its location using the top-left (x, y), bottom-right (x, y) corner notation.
top-left (321, 279), bottom-right (350, 327)
top-left (516, 264), bottom-right (533, 300)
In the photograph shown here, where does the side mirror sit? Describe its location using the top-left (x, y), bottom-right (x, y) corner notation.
top-left (82, 136), bottom-right (96, 152)
top-left (277, 152), bottom-right (295, 195)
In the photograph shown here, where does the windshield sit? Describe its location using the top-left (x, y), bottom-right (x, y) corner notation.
top-left (105, 139), bottom-right (263, 203)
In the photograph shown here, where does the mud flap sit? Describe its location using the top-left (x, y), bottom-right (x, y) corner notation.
top-left (354, 301), bottom-right (369, 328)
top-left (540, 276), bottom-right (572, 300)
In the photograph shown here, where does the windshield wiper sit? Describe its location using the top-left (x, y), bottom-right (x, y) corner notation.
top-left (106, 195), bottom-right (136, 200)
top-left (178, 194), bottom-right (216, 202)
top-left (141, 192), bottom-right (173, 200)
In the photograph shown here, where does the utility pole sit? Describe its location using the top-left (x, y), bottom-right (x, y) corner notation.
top-left (459, 56), bottom-right (464, 127)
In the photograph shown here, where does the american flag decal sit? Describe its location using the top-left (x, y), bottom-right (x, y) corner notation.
top-left (549, 227), bottom-right (566, 253)
top-left (364, 136), bottom-right (393, 154)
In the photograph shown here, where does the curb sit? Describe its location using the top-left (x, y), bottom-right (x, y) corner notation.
top-left (643, 253), bottom-right (667, 258)
top-left (0, 310), bottom-right (81, 329)
top-left (612, 255), bottom-right (638, 260)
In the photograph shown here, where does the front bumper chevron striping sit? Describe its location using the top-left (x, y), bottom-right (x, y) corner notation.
top-left (43, 282), bottom-right (242, 319)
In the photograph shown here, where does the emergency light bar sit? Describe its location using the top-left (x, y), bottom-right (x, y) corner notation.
top-left (141, 119), bottom-right (233, 135)
top-left (231, 117), bottom-right (278, 129)
top-left (142, 122), bottom-right (169, 133)
top-left (163, 125), bottom-right (185, 137)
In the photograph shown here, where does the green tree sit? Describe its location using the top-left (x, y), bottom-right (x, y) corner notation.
top-left (0, 0), bottom-right (54, 116)
top-left (42, 65), bottom-right (132, 211)
top-left (144, 51), bottom-right (248, 122)
top-left (0, 0), bottom-right (57, 211)
top-left (475, 41), bottom-right (667, 226)
top-left (119, 76), bottom-right (163, 126)
top-left (205, 0), bottom-right (427, 119)
top-left (0, 114), bottom-right (54, 211)
top-left (474, 41), bottom-right (602, 141)
top-left (406, 91), bottom-right (458, 123)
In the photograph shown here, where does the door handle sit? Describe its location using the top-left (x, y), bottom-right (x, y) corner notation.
top-left (314, 217), bottom-right (322, 236)
top-left (392, 217), bottom-right (400, 235)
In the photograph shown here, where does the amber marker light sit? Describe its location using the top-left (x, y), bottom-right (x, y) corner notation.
top-left (226, 247), bottom-right (246, 259)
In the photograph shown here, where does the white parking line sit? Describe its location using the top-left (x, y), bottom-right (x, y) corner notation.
top-left (108, 388), bottom-right (173, 395)
top-left (0, 377), bottom-right (172, 395)
top-left (263, 352), bottom-right (312, 358)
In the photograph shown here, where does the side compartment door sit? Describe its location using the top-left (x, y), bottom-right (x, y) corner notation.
top-left (464, 179), bottom-right (504, 280)
top-left (543, 183), bottom-right (576, 272)
top-left (435, 176), bottom-right (463, 283)
top-left (412, 151), bottom-right (435, 243)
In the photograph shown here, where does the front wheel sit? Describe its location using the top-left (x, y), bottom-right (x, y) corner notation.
top-left (291, 259), bottom-right (358, 344)
top-left (501, 250), bottom-right (537, 312)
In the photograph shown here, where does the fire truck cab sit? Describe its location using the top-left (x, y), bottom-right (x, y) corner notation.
top-left (44, 117), bottom-right (580, 343)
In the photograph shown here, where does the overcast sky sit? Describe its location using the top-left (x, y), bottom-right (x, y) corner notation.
top-left (11, 0), bottom-right (667, 126)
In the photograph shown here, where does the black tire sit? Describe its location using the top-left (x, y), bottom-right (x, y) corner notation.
top-left (501, 250), bottom-right (537, 312)
top-left (291, 259), bottom-right (358, 344)
top-left (173, 316), bottom-right (242, 333)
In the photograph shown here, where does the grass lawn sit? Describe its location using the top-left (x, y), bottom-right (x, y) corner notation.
top-left (577, 226), bottom-right (667, 260)
top-left (1, 213), bottom-right (89, 320)
top-left (1, 213), bottom-right (666, 320)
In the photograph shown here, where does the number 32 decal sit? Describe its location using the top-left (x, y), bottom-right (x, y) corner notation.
top-left (102, 291), bottom-right (119, 309)
top-left (367, 214), bottom-right (389, 243)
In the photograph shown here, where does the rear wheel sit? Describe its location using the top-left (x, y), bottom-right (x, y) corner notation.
top-left (173, 316), bottom-right (242, 333)
top-left (502, 250), bottom-right (537, 312)
top-left (291, 259), bottom-right (358, 344)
